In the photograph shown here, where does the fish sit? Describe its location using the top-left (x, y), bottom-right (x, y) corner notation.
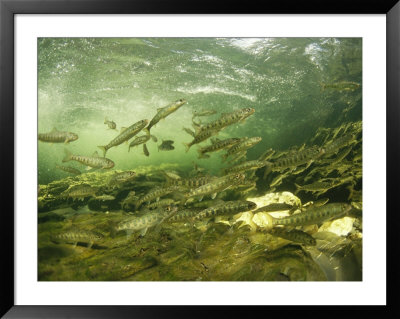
top-left (98, 119), bottom-right (148, 157)
top-left (268, 228), bottom-right (316, 246)
top-left (272, 203), bottom-right (352, 227)
top-left (258, 148), bottom-right (276, 161)
top-left (197, 137), bottom-right (241, 159)
top-left (183, 129), bottom-right (219, 153)
top-left (321, 81), bottom-right (360, 92)
top-left (38, 128), bottom-right (78, 144)
top-left (60, 184), bottom-right (98, 200)
top-left (108, 171), bottom-right (136, 186)
top-left (62, 149), bottom-right (115, 169)
top-left (263, 145), bottom-right (324, 178)
top-left (134, 185), bottom-right (186, 210)
top-left (94, 194), bottom-right (116, 201)
top-left (56, 165), bottom-right (81, 175)
top-left (164, 174), bottom-right (215, 189)
top-left (128, 135), bottom-right (151, 151)
top-left (167, 208), bottom-right (203, 222)
top-left (51, 227), bottom-right (104, 248)
top-left (194, 107), bottom-right (255, 135)
top-left (184, 173), bottom-right (246, 201)
top-left (194, 200), bottom-right (257, 220)
top-left (116, 206), bottom-right (178, 236)
top-left (158, 140), bottom-right (175, 151)
top-left (253, 203), bottom-right (294, 213)
top-left (192, 109), bottom-right (217, 117)
top-left (145, 99), bottom-right (187, 133)
top-left (104, 117), bottom-right (117, 130)
top-left (294, 179), bottom-right (341, 196)
top-left (143, 144), bottom-right (150, 157)
top-left (145, 198), bottom-right (177, 210)
top-left (121, 191), bottom-right (138, 209)
top-left (183, 127), bottom-right (195, 137)
top-left (224, 160), bottom-right (268, 174)
top-left (222, 137), bottom-right (262, 161)
top-left (322, 134), bottom-right (356, 156)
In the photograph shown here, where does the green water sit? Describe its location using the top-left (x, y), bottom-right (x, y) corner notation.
top-left (38, 37), bottom-right (361, 184)
top-left (38, 38), bottom-right (362, 281)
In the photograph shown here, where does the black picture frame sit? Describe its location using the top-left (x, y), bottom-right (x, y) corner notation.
top-left (1, 0), bottom-right (398, 318)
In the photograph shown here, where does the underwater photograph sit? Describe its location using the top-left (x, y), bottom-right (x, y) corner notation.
top-left (37, 37), bottom-right (362, 281)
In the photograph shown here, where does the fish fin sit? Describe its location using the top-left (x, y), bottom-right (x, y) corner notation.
top-left (51, 127), bottom-right (58, 132)
top-left (139, 227), bottom-right (148, 237)
top-left (197, 149), bottom-right (209, 159)
top-left (294, 183), bottom-right (301, 195)
top-left (150, 135), bottom-right (158, 142)
top-left (193, 124), bottom-right (202, 135)
top-left (73, 242), bottom-right (78, 247)
top-left (198, 196), bottom-right (203, 202)
top-left (263, 163), bottom-right (272, 179)
top-left (183, 142), bottom-right (191, 153)
top-left (143, 127), bottom-right (151, 135)
top-left (120, 127), bottom-right (127, 133)
top-left (97, 146), bottom-right (107, 157)
top-left (85, 166), bottom-right (92, 171)
top-left (87, 241), bottom-right (93, 249)
top-left (104, 117), bottom-right (108, 124)
top-left (92, 151), bottom-right (99, 157)
top-left (62, 149), bottom-right (73, 162)
top-left (320, 82), bottom-right (326, 92)
top-left (211, 193), bottom-right (217, 199)
top-left (64, 139), bottom-right (70, 144)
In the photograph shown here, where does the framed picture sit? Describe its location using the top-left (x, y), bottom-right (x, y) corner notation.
top-left (1, 0), bottom-right (397, 317)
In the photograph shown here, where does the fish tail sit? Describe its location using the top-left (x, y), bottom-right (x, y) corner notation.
top-left (107, 220), bottom-right (117, 238)
top-left (104, 117), bottom-right (108, 124)
top-left (62, 149), bottom-right (73, 162)
top-left (320, 82), bottom-right (326, 91)
top-left (183, 142), bottom-right (191, 153)
top-left (294, 183), bottom-right (301, 195)
top-left (98, 145), bottom-right (107, 157)
top-left (263, 164), bottom-right (272, 179)
top-left (143, 127), bottom-right (151, 135)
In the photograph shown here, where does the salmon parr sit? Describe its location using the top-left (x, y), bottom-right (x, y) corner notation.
top-left (194, 107), bottom-right (255, 134)
top-left (134, 185), bottom-right (186, 210)
top-left (272, 203), bottom-right (352, 226)
top-left (98, 119), bottom-right (148, 157)
top-left (116, 206), bottom-right (178, 236)
top-left (63, 149), bottom-right (114, 169)
top-left (195, 200), bottom-right (256, 220)
top-left (183, 129), bottom-right (218, 153)
top-left (197, 137), bottom-right (240, 159)
top-left (146, 99), bottom-right (187, 133)
top-left (60, 184), bottom-right (98, 200)
top-left (52, 227), bottom-right (104, 248)
top-left (263, 145), bottom-right (324, 178)
top-left (109, 171), bottom-right (136, 186)
top-left (321, 81), bottom-right (360, 92)
top-left (128, 135), bottom-right (151, 151)
top-left (38, 128), bottom-right (78, 144)
top-left (222, 137), bottom-right (262, 161)
top-left (56, 165), bottom-right (81, 175)
top-left (184, 173), bottom-right (245, 201)
top-left (268, 228), bottom-right (316, 246)
top-left (224, 160), bottom-right (268, 174)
